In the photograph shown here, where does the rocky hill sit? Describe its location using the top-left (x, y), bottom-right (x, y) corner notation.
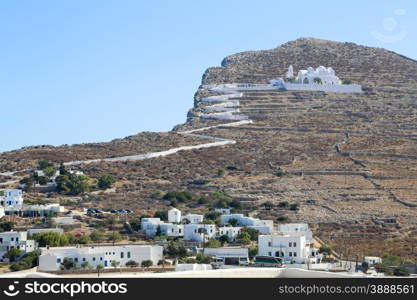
top-left (2, 38), bottom-right (417, 260)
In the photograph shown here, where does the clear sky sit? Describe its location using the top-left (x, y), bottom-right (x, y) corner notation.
top-left (1, 0), bottom-right (416, 152)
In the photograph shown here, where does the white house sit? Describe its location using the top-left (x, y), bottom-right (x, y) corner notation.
top-left (38, 245), bottom-right (163, 271)
top-left (183, 224), bottom-right (216, 242)
top-left (258, 233), bottom-right (315, 264)
top-left (0, 189), bottom-right (24, 207)
top-left (214, 208), bottom-right (231, 214)
top-left (0, 231), bottom-right (36, 263)
top-left (181, 214), bottom-right (204, 224)
top-left (141, 218), bottom-right (164, 236)
top-left (5, 203), bottom-right (64, 218)
top-left (217, 226), bottom-right (242, 241)
top-left (160, 223), bottom-right (184, 237)
top-left (364, 256), bottom-right (382, 265)
top-left (204, 247), bottom-right (249, 265)
top-left (277, 223), bottom-right (313, 242)
top-left (220, 214), bottom-right (273, 234)
top-left (168, 208), bottom-right (181, 223)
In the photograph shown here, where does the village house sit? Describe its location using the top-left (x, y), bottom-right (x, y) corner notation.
top-left (220, 214), bottom-right (273, 234)
top-left (0, 231), bottom-right (36, 263)
top-left (181, 214), bottom-right (204, 224)
top-left (167, 207), bottom-right (181, 223)
top-left (38, 244), bottom-right (163, 271)
top-left (204, 247), bottom-right (249, 265)
top-left (0, 189), bottom-right (24, 207)
top-left (217, 226), bottom-right (242, 241)
top-left (183, 224), bottom-right (216, 242)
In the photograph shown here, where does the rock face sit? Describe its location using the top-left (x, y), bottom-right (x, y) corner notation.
top-left (2, 38), bottom-right (417, 260)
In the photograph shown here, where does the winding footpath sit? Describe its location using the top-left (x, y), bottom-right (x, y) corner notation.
top-left (0, 85), bottom-right (251, 182)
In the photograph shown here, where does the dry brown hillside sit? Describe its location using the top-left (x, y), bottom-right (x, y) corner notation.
top-left (2, 38), bottom-right (417, 260)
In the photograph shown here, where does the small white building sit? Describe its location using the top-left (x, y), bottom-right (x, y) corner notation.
top-left (160, 223), bottom-right (184, 237)
top-left (214, 208), bottom-right (231, 214)
top-left (0, 231), bottom-right (36, 262)
top-left (277, 223), bottom-right (313, 242)
top-left (220, 214), bottom-right (273, 234)
top-left (258, 233), bottom-right (315, 264)
top-left (217, 226), bottom-right (242, 241)
top-left (204, 247), bottom-right (249, 265)
top-left (294, 66), bottom-right (341, 85)
top-left (141, 218), bottom-right (164, 236)
top-left (0, 189), bottom-right (24, 207)
top-left (183, 224), bottom-right (216, 242)
top-left (38, 245), bottom-right (163, 271)
top-left (168, 208), bottom-right (181, 223)
top-left (364, 256), bottom-right (382, 265)
top-left (181, 214), bottom-right (204, 224)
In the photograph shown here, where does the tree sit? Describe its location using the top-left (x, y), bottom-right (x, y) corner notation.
top-left (56, 174), bottom-right (91, 195)
top-left (218, 235), bottom-right (229, 246)
top-left (155, 225), bottom-right (162, 236)
top-left (111, 260), bottom-right (120, 270)
top-left (96, 264), bottom-right (104, 277)
top-left (90, 230), bottom-right (105, 243)
top-left (129, 218), bottom-right (141, 231)
top-left (196, 253), bottom-right (212, 264)
top-left (81, 262), bottom-right (92, 269)
top-left (0, 221), bottom-right (14, 232)
top-left (289, 203), bottom-right (299, 211)
top-left (361, 261), bottom-right (369, 273)
top-left (141, 260), bottom-right (153, 268)
top-left (217, 168), bottom-right (226, 177)
top-left (241, 227), bottom-right (259, 241)
top-left (154, 211), bottom-right (168, 221)
top-left (61, 258), bottom-right (76, 270)
top-left (342, 79), bottom-right (352, 85)
top-left (393, 265), bottom-right (410, 277)
top-left (126, 260), bottom-right (139, 268)
top-left (32, 232), bottom-right (69, 247)
top-left (38, 160), bottom-right (54, 170)
top-left (237, 232), bottom-right (251, 245)
top-left (319, 245), bottom-right (332, 256)
top-left (228, 218), bottom-right (238, 227)
top-left (205, 238), bottom-right (221, 248)
top-left (264, 201), bottom-right (273, 210)
top-left (4, 248), bottom-right (22, 262)
top-left (97, 174), bottom-right (116, 190)
top-left (108, 232), bottom-right (122, 243)
top-left (77, 235), bottom-right (91, 244)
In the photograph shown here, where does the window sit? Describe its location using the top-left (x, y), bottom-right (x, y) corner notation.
top-left (74, 258), bottom-right (78, 262)
top-left (293, 252), bottom-right (297, 257)
top-left (121, 252), bottom-right (124, 259)
top-left (268, 252), bottom-right (272, 256)
top-left (93, 257), bottom-right (96, 261)
top-left (83, 258), bottom-right (86, 262)
top-left (57, 258), bottom-right (61, 263)
top-left (127, 252), bottom-right (131, 259)
top-left (289, 242), bottom-right (292, 247)
top-left (289, 252), bottom-right (292, 257)
top-left (11, 237), bottom-right (14, 241)
top-left (100, 257), bottom-right (103, 261)
top-left (268, 242), bottom-right (272, 247)
top-left (293, 242), bottom-right (296, 247)
top-left (16, 238), bottom-right (19, 242)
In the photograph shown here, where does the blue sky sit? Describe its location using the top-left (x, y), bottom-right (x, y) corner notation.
top-left (0, 0), bottom-right (415, 152)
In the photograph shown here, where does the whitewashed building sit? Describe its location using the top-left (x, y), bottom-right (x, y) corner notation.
top-left (258, 233), bottom-right (311, 264)
top-left (168, 208), bottom-right (181, 223)
top-left (220, 214), bottom-right (273, 234)
top-left (204, 247), bottom-right (249, 265)
top-left (183, 224), bottom-right (216, 242)
top-left (214, 208), bottom-right (231, 214)
top-left (364, 256), bottom-right (382, 265)
top-left (160, 223), bottom-right (184, 237)
top-left (0, 189), bottom-right (24, 207)
top-left (217, 226), bottom-right (242, 241)
top-left (277, 223), bottom-right (313, 242)
top-left (141, 218), bottom-right (164, 236)
top-left (0, 231), bottom-right (36, 263)
top-left (38, 245), bottom-right (163, 271)
top-left (181, 214), bottom-right (204, 224)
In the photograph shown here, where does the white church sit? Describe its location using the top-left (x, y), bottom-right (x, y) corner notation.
top-left (270, 65), bottom-right (362, 93)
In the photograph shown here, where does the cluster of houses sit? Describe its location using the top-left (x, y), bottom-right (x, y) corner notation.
top-left (0, 189), bottom-right (64, 218)
top-left (140, 208), bottom-right (274, 243)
